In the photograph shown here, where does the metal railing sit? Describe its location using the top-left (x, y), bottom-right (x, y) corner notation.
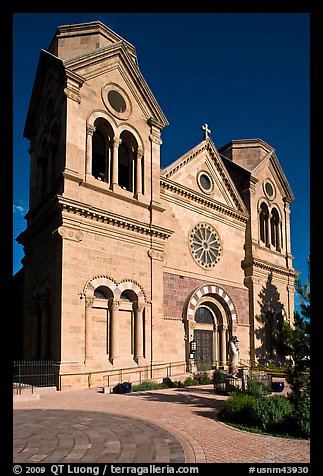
top-left (59, 360), bottom-right (188, 390)
top-left (13, 360), bottom-right (60, 394)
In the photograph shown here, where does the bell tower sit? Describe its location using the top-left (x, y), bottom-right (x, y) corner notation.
top-left (18, 21), bottom-right (172, 383)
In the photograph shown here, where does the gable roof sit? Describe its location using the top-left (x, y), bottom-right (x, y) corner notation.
top-left (161, 137), bottom-right (249, 215)
top-left (219, 138), bottom-right (294, 202)
top-left (61, 37), bottom-right (168, 128)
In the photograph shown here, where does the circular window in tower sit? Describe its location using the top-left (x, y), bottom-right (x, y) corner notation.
top-left (263, 179), bottom-right (276, 200)
top-left (108, 90), bottom-right (127, 113)
top-left (102, 82), bottom-right (132, 119)
top-left (189, 223), bottom-right (222, 268)
top-left (197, 171), bottom-right (213, 194)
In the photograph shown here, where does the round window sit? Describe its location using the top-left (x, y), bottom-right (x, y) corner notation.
top-left (263, 180), bottom-right (276, 200)
top-left (197, 171), bottom-right (213, 194)
top-left (189, 223), bottom-right (221, 268)
top-left (108, 90), bottom-right (127, 113)
top-left (101, 82), bottom-right (132, 119)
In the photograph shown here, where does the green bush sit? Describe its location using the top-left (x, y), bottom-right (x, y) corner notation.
top-left (184, 376), bottom-right (199, 386)
top-left (220, 381), bottom-right (310, 439)
top-left (284, 396), bottom-right (310, 439)
top-left (213, 369), bottom-right (226, 384)
top-left (132, 380), bottom-right (165, 392)
top-left (194, 371), bottom-right (213, 384)
top-left (251, 395), bottom-right (293, 431)
top-left (219, 393), bottom-right (258, 425)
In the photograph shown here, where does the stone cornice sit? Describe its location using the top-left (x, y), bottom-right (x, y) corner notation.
top-left (242, 256), bottom-right (298, 278)
top-left (58, 196), bottom-right (173, 240)
top-left (160, 177), bottom-right (249, 223)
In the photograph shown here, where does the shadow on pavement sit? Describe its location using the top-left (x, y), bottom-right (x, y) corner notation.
top-left (127, 385), bottom-right (225, 417)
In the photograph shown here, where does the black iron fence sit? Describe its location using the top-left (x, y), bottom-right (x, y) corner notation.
top-left (247, 370), bottom-right (272, 391)
top-left (13, 360), bottom-right (60, 394)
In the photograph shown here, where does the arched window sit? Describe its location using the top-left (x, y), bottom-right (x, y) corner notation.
top-left (92, 118), bottom-right (113, 183)
top-left (195, 306), bottom-right (214, 324)
top-left (118, 131), bottom-right (137, 192)
top-left (270, 208), bottom-right (281, 251)
top-left (118, 142), bottom-right (132, 191)
top-left (259, 202), bottom-right (270, 247)
top-left (120, 290), bottom-right (134, 302)
top-left (94, 286), bottom-right (111, 299)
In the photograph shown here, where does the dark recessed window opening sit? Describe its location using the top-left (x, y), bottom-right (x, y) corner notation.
top-left (108, 90), bottom-right (127, 113)
top-left (200, 173), bottom-right (212, 191)
top-left (195, 307), bottom-right (214, 324)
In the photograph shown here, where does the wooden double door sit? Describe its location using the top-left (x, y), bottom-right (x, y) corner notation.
top-left (194, 329), bottom-right (213, 370)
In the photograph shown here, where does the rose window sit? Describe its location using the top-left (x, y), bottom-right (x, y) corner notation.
top-left (189, 223), bottom-right (221, 268)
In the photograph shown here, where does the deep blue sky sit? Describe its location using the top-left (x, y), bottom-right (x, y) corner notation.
top-left (13, 13), bottom-right (310, 301)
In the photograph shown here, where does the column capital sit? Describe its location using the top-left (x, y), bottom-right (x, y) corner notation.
top-left (109, 299), bottom-right (120, 311)
top-left (133, 301), bottom-right (145, 313)
top-left (85, 296), bottom-right (95, 309)
top-left (137, 147), bottom-right (144, 158)
top-left (113, 137), bottom-right (122, 147)
top-left (86, 124), bottom-right (96, 135)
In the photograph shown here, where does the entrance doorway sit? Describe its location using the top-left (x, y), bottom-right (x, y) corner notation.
top-left (194, 329), bottom-right (213, 370)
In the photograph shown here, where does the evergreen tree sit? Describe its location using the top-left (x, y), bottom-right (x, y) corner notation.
top-left (284, 254), bottom-right (310, 403)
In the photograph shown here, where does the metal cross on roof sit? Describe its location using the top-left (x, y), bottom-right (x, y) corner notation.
top-left (202, 123), bottom-right (211, 139)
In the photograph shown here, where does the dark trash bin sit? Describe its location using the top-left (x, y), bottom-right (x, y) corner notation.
top-left (113, 382), bottom-right (132, 393)
top-left (271, 381), bottom-right (285, 392)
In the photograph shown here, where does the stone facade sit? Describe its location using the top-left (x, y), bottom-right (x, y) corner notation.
top-left (16, 21), bottom-right (297, 389)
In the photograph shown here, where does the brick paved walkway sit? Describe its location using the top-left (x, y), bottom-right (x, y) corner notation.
top-left (13, 385), bottom-right (310, 464)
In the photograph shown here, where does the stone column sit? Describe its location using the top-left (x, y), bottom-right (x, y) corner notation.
top-left (85, 297), bottom-right (94, 362)
top-left (86, 124), bottom-right (96, 175)
top-left (214, 324), bottom-right (219, 366)
top-left (283, 199), bottom-right (293, 268)
top-left (135, 148), bottom-right (143, 198)
top-left (148, 118), bottom-right (163, 205)
top-left (220, 325), bottom-right (227, 366)
top-left (109, 300), bottom-right (120, 364)
top-left (112, 137), bottom-right (121, 189)
top-left (134, 302), bottom-right (145, 364)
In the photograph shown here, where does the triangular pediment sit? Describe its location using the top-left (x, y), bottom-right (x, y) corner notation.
top-left (252, 150), bottom-right (294, 202)
top-left (63, 42), bottom-right (168, 128)
top-left (161, 138), bottom-right (248, 214)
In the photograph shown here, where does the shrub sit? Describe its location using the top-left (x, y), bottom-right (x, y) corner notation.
top-left (184, 376), bottom-right (199, 386)
top-left (284, 395), bottom-right (310, 438)
top-left (219, 382), bottom-right (310, 439)
top-left (213, 369), bottom-right (226, 384)
top-left (194, 371), bottom-right (213, 385)
top-left (132, 380), bottom-right (164, 392)
top-left (219, 393), bottom-right (258, 425)
top-left (251, 395), bottom-right (293, 431)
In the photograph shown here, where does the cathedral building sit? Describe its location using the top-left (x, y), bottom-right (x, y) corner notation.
top-left (16, 21), bottom-right (297, 389)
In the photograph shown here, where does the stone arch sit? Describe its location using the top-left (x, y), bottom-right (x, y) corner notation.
top-left (117, 123), bottom-right (144, 154)
top-left (84, 275), bottom-right (119, 298)
top-left (186, 283), bottom-right (237, 328)
top-left (87, 109), bottom-right (118, 134)
top-left (117, 280), bottom-right (146, 303)
top-left (257, 197), bottom-right (271, 212)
